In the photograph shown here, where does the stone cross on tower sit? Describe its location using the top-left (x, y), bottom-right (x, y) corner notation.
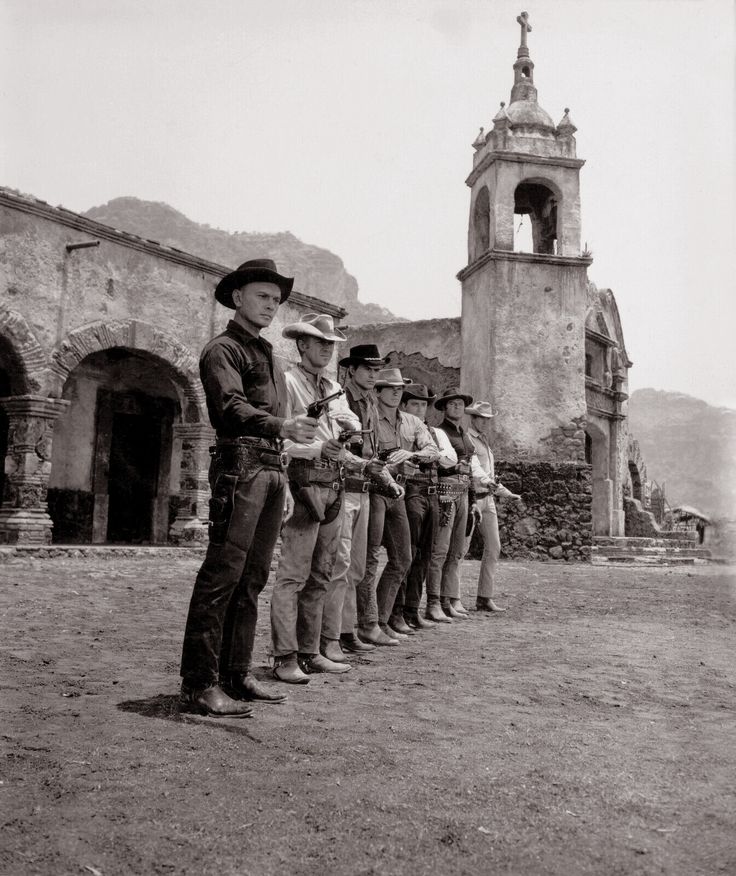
top-left (516, 11), bottom-right (532, 53)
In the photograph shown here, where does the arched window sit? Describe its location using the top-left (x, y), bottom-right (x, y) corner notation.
top-left (513, 182), bottom-right (558, 254)
top-left (472, 186), bottom-right (490, 259)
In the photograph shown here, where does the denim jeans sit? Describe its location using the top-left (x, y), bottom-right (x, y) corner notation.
top-left (465, 495), bottom-right (500, 599)
top-left (425, 492), bottom-right (468, 602)
top-left (180, 465), bottom-right (285, 688)
top-left (322, 490), bottom-right (370, 640)
top-left (270, 486), bottom-right (343, 657)
top-left (395, 487), bottom-right (439, 612)
top-left (358, 492), bottom-right (412, 626)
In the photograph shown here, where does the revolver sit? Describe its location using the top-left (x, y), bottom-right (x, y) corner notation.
top-left (306, 388), bottom-right (345, 420)
top-left (376, 446), bottom-right (401, 462)
top-left (338, 428), bottom-right (372, 445)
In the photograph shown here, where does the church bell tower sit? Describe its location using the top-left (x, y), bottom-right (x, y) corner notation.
top-left (459, 11), bottom-right (592, 463)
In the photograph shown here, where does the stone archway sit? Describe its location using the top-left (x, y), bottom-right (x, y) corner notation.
top-left (0, 305), bottom-right (48, 395)
top-left (47, 319), bottom-right (206, 423)
top-left (46, 321), bottom-right (211, 544)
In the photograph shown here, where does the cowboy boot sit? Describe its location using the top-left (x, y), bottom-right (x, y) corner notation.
top-left (425, 599), bottom-right (451, 623)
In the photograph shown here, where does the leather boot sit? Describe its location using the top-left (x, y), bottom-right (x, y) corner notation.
top-left (405, 610), bottom-right (437, 630)
top-left (425, 600), bottom-right (451, 623)
top-left (476, 597), bottom-right (507, 613)
top-left (180, 682), bottom-right (253, 718)
top-left (222, 672), bottom-right (287, 703)
top-left (273, 654), bottom-right (310, 684)
top-left (441, 600), bottom-right (465, 619)
top-left (358, 624), bottom-right (399, 646)
top-left (299, 653), bottom-right (351, 674)
top-left (388, 613), bottom-right (415, 635)
top-left (340, 633), bottom-right (376, 653)
top-left (380, 622), bottom-right (407, 641)
top-left (320, 637), bottom-right (349, 663)
top-left (450, 598), bottom-right (470, 617)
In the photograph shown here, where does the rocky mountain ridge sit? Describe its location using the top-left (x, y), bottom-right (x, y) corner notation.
top-left (628, 388), bottom-right (735, 518)
top-left (82, 197), bottom-right (400, 325)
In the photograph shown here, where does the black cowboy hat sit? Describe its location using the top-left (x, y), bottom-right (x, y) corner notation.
top-left (338, 343), bottom-right (388, 368)
top-left (434, 386), bottom-right (474, 410)
top-left (215, 258), bottom-right (294, 308)
top-left (402, 383), bottom-right (436, 403)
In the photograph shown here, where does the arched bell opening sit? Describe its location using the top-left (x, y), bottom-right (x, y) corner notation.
top-left (513, 181), bottom-right (558, 255)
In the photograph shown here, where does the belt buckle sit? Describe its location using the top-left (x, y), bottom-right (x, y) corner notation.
top-left (279, 451), bottom-right (288, 469)
top-left (362, 481), bottom-right (371, 493)
top-left (395, 474), bottom-right (406, 484)
top-left (339, 465), bottom-right (345, 480)
top-left (427, 485), bottom-right (437, 495)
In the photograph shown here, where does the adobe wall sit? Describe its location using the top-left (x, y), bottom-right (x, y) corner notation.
top-left (0, 188), bottom-right (344, 543)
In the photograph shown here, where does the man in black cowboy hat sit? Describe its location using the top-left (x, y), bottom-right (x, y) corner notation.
top-left (179, 258), bottom-right (318, 717)
top-left (392, 383), bottom-right (457, 631)
top-left (325, 345), bottom-right (401, 650)
top-left (270, 314), bottom-right (361, 683)
top-left (359, 367), bottom-right (439, 643)
top-left (424, 387), bottom-right (479, 621)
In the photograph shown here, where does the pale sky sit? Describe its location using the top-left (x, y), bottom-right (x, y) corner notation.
top-left (1, 0), bottom-right (734, 407)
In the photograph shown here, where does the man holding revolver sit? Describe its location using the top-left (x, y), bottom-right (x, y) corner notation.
top-left (180, 258), bottom-right (318, 717)
top-left (270, 313), bottom-right (364, 684)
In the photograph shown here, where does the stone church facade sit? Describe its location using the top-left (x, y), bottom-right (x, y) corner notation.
top-left (0, 187), bottom-right (344, 545)
top-left (344, 15), bottom-right (644, 560)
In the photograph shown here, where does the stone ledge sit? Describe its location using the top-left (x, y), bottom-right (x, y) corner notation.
top-left (0, 545), bottom-right (206, 563)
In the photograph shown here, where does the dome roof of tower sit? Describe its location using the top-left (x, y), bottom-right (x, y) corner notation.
top-left (506, 100), bottom-right (555, 131)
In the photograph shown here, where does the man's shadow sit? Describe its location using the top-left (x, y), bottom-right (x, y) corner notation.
top-left (117, 674), bottom-right (276, 741)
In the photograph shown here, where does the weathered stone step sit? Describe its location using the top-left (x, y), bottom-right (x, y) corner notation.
top-left (591, 555), bottom-right (699, 566)
top-left (592, 546), bottom-right (711, 558)
top-left (594, 536), bottom-right (697, 550)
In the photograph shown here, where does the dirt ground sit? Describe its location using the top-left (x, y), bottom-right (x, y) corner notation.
top-left (1, 553), bottom-right (734, 876)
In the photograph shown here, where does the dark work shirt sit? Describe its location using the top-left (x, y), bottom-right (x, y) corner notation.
top-left (345, 378), bottom-right (377, 459)
top-left (200, 320), bottom-right (287, 439)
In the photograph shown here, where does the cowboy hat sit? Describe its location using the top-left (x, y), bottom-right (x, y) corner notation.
top-left (465, 400), bottom-right (495, 418)
top-left (402, 383), bottom-right (437, 402)
top-left (282, 313), bottom-right (347, 342)
top-left (215, 258), bottom-right (294, 308)
top-left (434, 386), bottom-right (474, 410)
top-left (338, 344), bottom-right (388, 368)
top-left (375, 367), bottom-right (406, 388)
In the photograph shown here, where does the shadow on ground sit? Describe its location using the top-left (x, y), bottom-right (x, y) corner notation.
top-left (117, 693), bottom-right (261, 740)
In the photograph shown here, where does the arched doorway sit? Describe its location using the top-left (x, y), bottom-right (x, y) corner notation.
top-left (48, 348), bottom-right (190, 544)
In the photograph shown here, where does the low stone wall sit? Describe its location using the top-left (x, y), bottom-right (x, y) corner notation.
top-left (469, 461), bottom-right (593, 561)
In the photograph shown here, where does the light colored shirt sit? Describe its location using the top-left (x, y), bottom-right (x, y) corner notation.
top-left (427, 425), bottom-right (458, 468)
top-left (468, 425), bottom-right (517, 497)
top-left (375, 404), bottom-right (439, 460)
top-left (283, 366), bottom-right (360, 461)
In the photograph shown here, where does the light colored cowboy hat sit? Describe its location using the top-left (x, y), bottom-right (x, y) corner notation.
top-left (434, 386), bottom-right (474, 410)
top-left (402, 383), bottom-right (437, 402)
top-left (375, 367), bottom-right (406, 387)
top-left (215, 258), bottom-right (294, 308)
top-left (282, 313), bottom-right (347, 342)
top-left (465, 401), bottom-right (495, 418)
top-left (338, 344), bottom-right (388, 368)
